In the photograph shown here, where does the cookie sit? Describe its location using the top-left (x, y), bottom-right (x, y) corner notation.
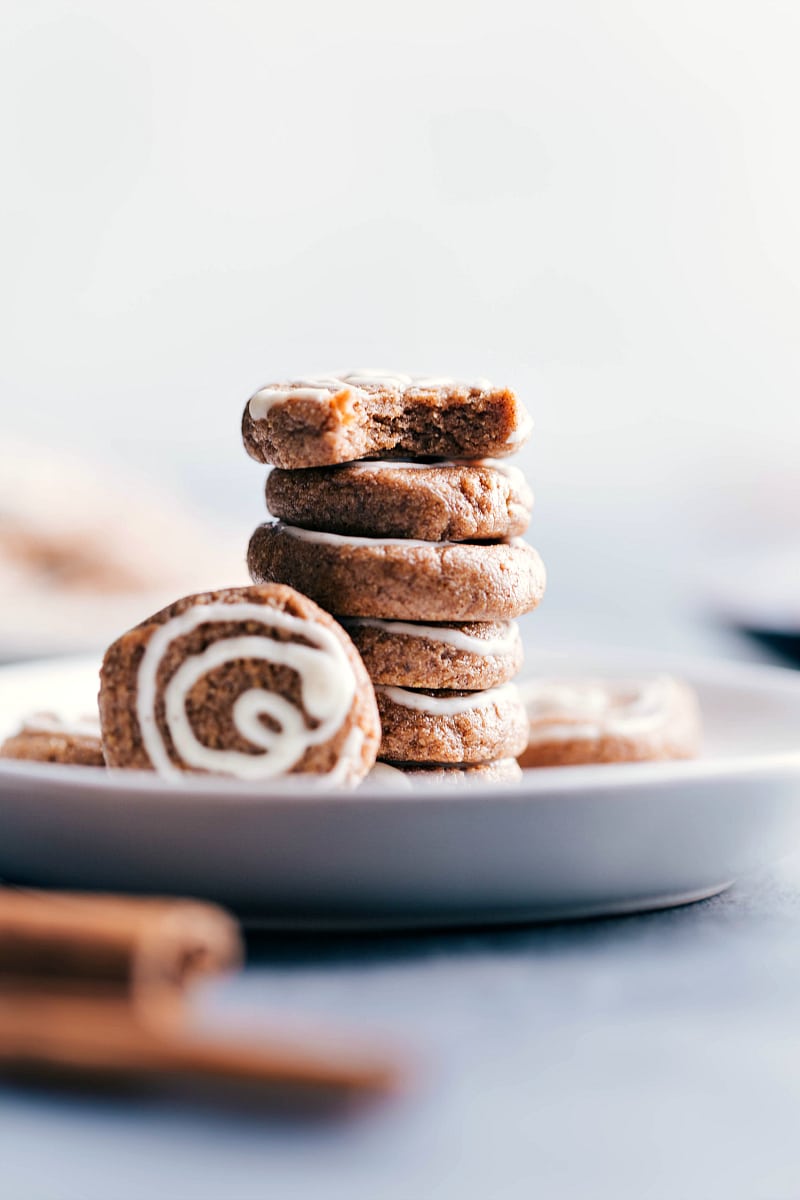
top-left (243, 372), bottom-right (533, 469)
top-left (393, 758), bottom-right (523, 783)
top-left (340, 617), bottom-right (523, 690)
top-left (0, 713), bottom-right (104, 767)
top-left (517, 675), bottom-right (701, 768)
top-left (375, 683), bottom-right (528, 764)
top-left (265, 459), bottom-right (534, 543)
top-left (99, 585), bottom-right (380, 785)
top-left (247, 523), bottom-right (546, 622)
top-left (366, 759), bottom-right (522, 787)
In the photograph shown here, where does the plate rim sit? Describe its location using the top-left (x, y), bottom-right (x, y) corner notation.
top-left (1, 649), bottom-right (800, 806)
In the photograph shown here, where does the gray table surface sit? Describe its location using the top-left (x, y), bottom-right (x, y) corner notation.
top-left (3, 607), bottom-right (800, 1200)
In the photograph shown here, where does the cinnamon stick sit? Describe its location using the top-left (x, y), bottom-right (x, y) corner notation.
top-left (0, 992), bottom-right (401, 1102)
top-left (0, 890), bottom-right (242, 1005)
top-left (0, 891), bottom-right (403, 1103)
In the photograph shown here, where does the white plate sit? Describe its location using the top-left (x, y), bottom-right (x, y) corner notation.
top-left (1, 653), bottom-right (800, 928)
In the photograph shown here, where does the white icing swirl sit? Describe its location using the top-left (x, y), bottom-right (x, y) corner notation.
top-left (136, 602), bottom-right (358, 781)
top-left (279, 523), bottom-right (451, 549)
top-left (317, 725), bottom-right (365, 786)
top-left (249, 380), bottom-right (343, 417)
top-left (519, 676), bottom-right (689, 743)
top-left (343, 617), bottom-right (519, 657)
top-left (277, 523), bottom-right (524, 552)
top-left (376, 683), bottom-right (518, 716)
top-left (22, 712), bottom-right (101, 739)
top-left (346, 460), bottom-right (449, 472)
top-left (248, 371), bottom-right (498, 421)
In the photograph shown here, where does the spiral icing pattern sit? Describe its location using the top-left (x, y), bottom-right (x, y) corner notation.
top-left (135, 601), bottom-right (358, 781)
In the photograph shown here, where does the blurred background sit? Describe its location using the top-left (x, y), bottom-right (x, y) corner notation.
top-left (2, 0), bottom-right (799, 659)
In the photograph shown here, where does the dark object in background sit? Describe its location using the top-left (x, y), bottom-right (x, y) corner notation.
top-left (709, 547), bottom-right (800, 669)
top-left (738, 626), bottom-right (800, 668)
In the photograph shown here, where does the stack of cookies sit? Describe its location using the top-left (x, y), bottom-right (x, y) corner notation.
top-left (242, 372), bottom-right (546, 783)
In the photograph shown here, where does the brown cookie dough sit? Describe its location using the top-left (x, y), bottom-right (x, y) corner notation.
top-left (340, 617), bottom-right (523, 690)
top-left (0, 713), bottom-right (104, 767)
top-left (517, 676), bottom-right (702, 768)
top-left (265, 460), bottom-right (534, 542)
top-left (375, 683), bottom-right (528, 764)
top-left (243, 373), bottom-right (533, 469)
top-left (99, 585), bottom-right (380, 786)
top-left (248, 523), bottom-right (546, 622)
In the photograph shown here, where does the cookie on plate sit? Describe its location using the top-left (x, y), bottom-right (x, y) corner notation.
top-left (243, 372), bottom-right (533, 469)
top-left (248, 523), bottom-right (546, 622)
top-left (517, 675), bottom-right (701, 768)
top-left (99, 585), bottom-right (380, 786)
top-left (340, 618), bottom-right (523, 690)
top-left (399, 758), bottom-right (523, 783)
top-left (0, 713), bottom-right (104, 767)
top-left (375, 683), bottom-right (528, 765)
top-left (366, 759), bottom-right (523, 787)
top-left (265, 459), bottom-right (533, 542)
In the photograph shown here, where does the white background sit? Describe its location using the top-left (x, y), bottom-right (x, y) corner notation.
top-left (2, 0), bottom-right (799, 643)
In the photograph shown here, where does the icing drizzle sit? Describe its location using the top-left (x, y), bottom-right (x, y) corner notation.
top-left (518, 676), bottom-right (689, 743)
top-left (343, 617), bottom-right (519, 657)
top-left (22, 712), bottom-right (101, 739)
top-left (278, 523), bottom-right (452, 549)
top-left (136, 601), bottom-right (359, 782)
top-left (249, 370), bottom-right (497, 421)
top-left (277, 523), bottom-right (525, 552)
top-left (376, 682), bottom-right (518, 716)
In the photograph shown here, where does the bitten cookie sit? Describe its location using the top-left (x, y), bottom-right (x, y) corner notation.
top-left (375, 683), bottom-right (528, 764)
top-left (340, 617), bottom-right (523, 690)
top-left (265, 460), bottom-right (534, 542)
top-left (243, 372), bottom-right (533, 469)
top-left (517, 675), bottom-right (702, 768)
top-left (99, 585), bottom-right (381, 785)
top-left (248, 523), bottom-right (546, 622)
top-left (0, 713), bottom-right (104, 767)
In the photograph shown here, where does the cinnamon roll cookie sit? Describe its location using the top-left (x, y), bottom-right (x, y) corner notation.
top-left (0, 713), bottom-right (104, 767)
top-left (265, 459), bottom-right (533, 542)
top-left (517, 675), bottom-right (702, 768)
top-left (375, 683), bottom-right (528, 765)
top-left (340, 618), bottom-right (523, 690)
top-left (247, 523), bottom-right (546, 622)
top-left (243, 372), bottom-right (533, 469)
top-left (99, 585), bottom-right (380, 786)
